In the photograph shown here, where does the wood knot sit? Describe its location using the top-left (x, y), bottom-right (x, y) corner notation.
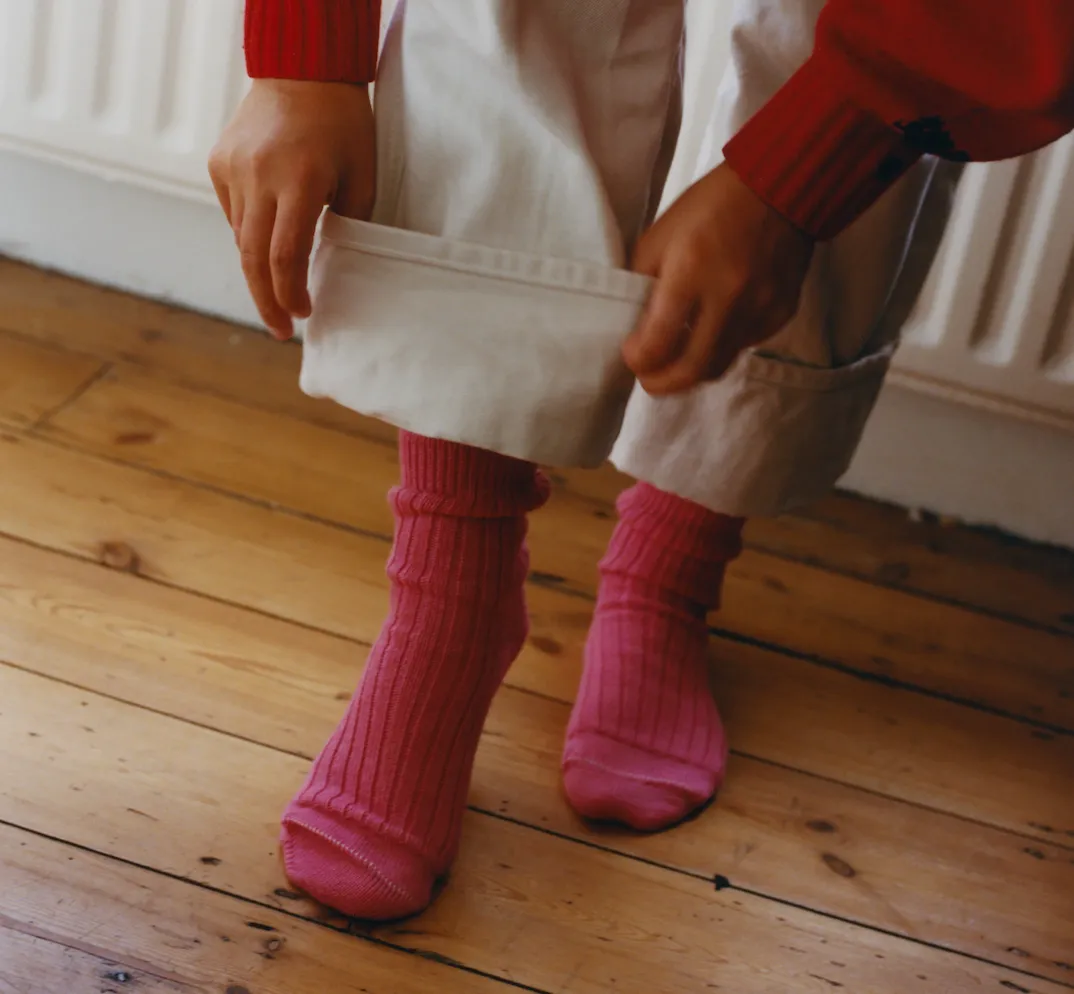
top-left (821, 853), bottom-right (856, 879)
top-left (529, 635), bottom-right (562, 656)
top-left (98, 541), bottom-right (141, 574)
top-left (806, 820), bottom-right (837, 834)
top-left (114, 431), bottom-right (156, 446)
top-left (262, 935), bottom-right (286, 958)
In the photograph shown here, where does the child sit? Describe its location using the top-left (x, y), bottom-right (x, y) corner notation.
top-left (211, 0), bottom-right (1074, 920)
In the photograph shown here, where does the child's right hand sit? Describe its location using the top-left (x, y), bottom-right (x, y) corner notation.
top-left (209, 80), bottom-right (376, 340)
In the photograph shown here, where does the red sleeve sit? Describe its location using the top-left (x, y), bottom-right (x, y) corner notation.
top-left (724, 0), bottom-right (1074, 240)
top-left (244, 0), bottom-right (381, 84)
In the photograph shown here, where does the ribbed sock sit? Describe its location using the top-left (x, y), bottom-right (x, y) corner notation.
top-left (282, 432), bottom-right (548, 919)
top-left (563, 483), bottom-right (744, 831)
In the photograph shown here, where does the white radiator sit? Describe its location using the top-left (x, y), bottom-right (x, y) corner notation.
top-left (1, 0), bottom-right (1073, 435)
top-left (0, 0), bottom-right (248, 202)
top-left (892, 137), bottom-right (1074, 432)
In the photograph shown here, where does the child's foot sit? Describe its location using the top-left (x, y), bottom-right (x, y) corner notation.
top-left (282, 434), bottom-right (548, 920)
top-left (563, 484), bottom-right (744, 831)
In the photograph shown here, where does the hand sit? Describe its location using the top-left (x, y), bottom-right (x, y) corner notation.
top-left (208, 80), bottom-right (376, 340)
top-left (625, 163), bottom-right (815, 395)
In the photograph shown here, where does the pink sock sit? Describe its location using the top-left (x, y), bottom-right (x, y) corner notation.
top-left (563, 483), bottom-right (744, 831)
top-left (282, 433), bottom-right (547, 920)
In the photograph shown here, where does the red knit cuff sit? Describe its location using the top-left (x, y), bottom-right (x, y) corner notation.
top-left (723, 57), bottom-right (922, 241)
top-left (244, 0), bottom-right (380, 84)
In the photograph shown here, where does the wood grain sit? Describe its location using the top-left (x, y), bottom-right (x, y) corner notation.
top-left (2, 429), bottom-right (1072, 840)
top-left (745, 492), bottom-right (1074, 635)
top-left (0, 928), bottom-right (195, 994)
top-left (548, 463), bottom-right (1074, 635)
top-left (5, 259), bottom-right (1074, 991)
top-left (0, 825), bottom-right (512, 994)
top-left (5, 255), bottom-right (1071, 635)
top-left (31, 367), bottom-right (1074, 728)
top-left (2, 534), bottom-right (1071, 980)
top-left (0, 258), bottom-right (382, 439)
top-left (2, 665), bottom-right (1067, 994)
top-left (0, 331), bottom-right (103, 430)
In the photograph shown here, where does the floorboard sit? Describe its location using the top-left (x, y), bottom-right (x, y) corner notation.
top-left (3, 665), bottom-right (1068, 994)
top-left (3, 260), bottom-right (1072, 992)
top-left (1, 535), bottom-right (1071, 980)
top-left (0, 825), bottom-right (513, 994)
top-left (26, 361), bottom-right (1074, 728)
top-left (2, 432), bottom-right (1072, 838)
top-left (4, 258), bottom-right (1071, 634)
top-left (0, 927), bottom-right (196, 994)
top-left (0, 331), bottom-right (104, 431)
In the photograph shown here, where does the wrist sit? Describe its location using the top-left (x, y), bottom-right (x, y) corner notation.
top-left (252, 79), bottom-right (369, 94)
top-left (251, 79), bottom-right (373, 117)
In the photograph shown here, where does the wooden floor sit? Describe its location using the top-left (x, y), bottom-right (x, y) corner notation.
top-left (0, 258), bottom-right (1072, 994)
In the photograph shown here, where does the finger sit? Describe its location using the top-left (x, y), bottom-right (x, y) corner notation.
top-left (630, 227), bottom-right (665, 278)
top-left (209, 168), bottom-right (233, 227)
top-left (638, 294), bottom-right (733, 396)
top-left (239, 198), bottom-right (292, 339)
top-left (623, 270), bottom-right (697, 377)
top-left (332, 161), bottom-right (375, 220)
top-left (230, 188), bottom-right (246, 246)
top-left (702, 310), bottom-right (749, 383)
top-left (271, 192), bottom-right (324, 319)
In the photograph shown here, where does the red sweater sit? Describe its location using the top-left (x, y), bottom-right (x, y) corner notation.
top-left (245, 0), bottom-right (1074, 240)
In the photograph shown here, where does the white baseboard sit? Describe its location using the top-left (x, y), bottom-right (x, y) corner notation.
top-left (2, 150), bottom-right (1072, 548)
top-left (843, 384), bottom-right (1074, 549)
top-left (0, 150), bottom-right (259, 327)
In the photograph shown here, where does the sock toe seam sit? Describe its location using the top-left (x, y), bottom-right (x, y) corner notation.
top-left (567, 727), bottom-right (724, 767)
top-left (284, 818), bottom-right (424, 907)
top-left (564, 755), bottom-right (707, 794)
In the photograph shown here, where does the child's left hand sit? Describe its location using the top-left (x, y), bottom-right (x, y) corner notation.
top-left (625, 163), bottom-right (815, 396)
